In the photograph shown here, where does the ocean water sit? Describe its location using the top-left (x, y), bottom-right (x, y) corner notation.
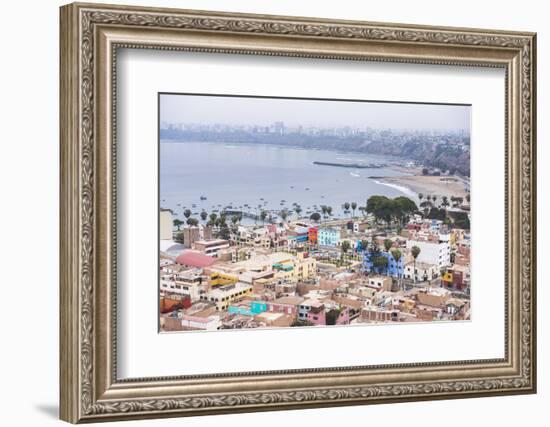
top-left (160, 141), bottom-right (414, 222)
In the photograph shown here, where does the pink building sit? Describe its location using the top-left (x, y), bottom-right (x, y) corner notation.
top-left (306, 302), bottom-right (326, 325)
top-left (266, 296), bottom-right (304, 318)
top-left (335, 307), bottom-right (350, 325)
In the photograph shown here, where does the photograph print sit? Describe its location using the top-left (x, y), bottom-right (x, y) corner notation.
top-left (158, 93), bottom-right (471, 332)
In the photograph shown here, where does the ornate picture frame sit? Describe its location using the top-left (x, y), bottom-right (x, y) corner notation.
top-left (60, 2), bottom-right (536, 423)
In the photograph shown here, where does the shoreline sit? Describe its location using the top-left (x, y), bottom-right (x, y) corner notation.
top-left (371, 175), bottom-right (469, 200)
top-left (371, 179), bottom-right (419, 200)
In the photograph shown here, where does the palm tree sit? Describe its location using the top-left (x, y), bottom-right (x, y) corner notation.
top-left (183, 209), bottom-right (192, 220)
top-left (200, 211), bottom-right (208, 223)
top-left (343, 202), bottom-right (351, 216)
top-left (418, 193), bottom-right (424, 203)
top-left (295, 205), bottom-right (302, 219)
top-left (280, 209), bottom-right (289, 223)
top-left (173, 218), bottom-right (183, 231)
top-left (441, 196), bottom-right (450, 218)
top-left (320, 205), bottom-right (328, 222)
top-left (340, 240), bottom-right (351, 263)
top-left (411, 245), bottom-right (421, 283)
top-left (326, 206), bottom-right (333, 219)
top-left (390, 248), bottom-right (402, 288)
top-left (260, 210), bottom-right (268, 224)
top-left (432, 195), bottom-right (438, 207)
top-left (351, 202), bottom-right (357, 218)
top-left (209, 213), bottom-right (217, 225)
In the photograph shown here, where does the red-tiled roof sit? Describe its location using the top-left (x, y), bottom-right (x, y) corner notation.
top-left (176, 250), bottom-right (217, 268)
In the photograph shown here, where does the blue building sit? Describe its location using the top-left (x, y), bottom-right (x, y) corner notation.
top-left (228, 301), bottom-right (267, 316)
top-left (318, 227), bottom-right (340, 247)
top-left (363, 250), bottom-right (405, 277)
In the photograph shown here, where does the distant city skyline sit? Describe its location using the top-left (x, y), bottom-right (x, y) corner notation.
top-left (160, 93), bottom-right (471, 133)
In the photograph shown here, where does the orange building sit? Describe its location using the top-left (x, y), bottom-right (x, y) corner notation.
top-left (308, 226), bottom-right (318, 244)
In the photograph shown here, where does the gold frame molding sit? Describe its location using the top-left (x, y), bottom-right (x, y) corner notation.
top-left (60, 2), bottom-right (537, 423)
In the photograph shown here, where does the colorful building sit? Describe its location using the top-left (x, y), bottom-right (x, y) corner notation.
top-left (308, 227), bottom-right (318, 244)
top-left (228, 300), bottom-right (268, 316)
top-left (266, 296), bottom-right (304, 318)
top-left (363, 250), bottom-right (405, 277)
top-left (199, 282), bottom-right (253, 311)
top-left (318, 227), bottom-right (340, 247)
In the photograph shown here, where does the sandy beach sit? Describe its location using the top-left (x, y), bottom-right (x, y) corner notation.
top-left (374, 174), bottom-right (469, 200)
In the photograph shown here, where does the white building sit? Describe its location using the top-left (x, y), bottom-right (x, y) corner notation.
top-left (366, 275), bottom-right (392, 292)
top-left (403, 261), bottom-right (439, 282)
top-left (193, 239), bottom-right (230, 257)
top-left (160, 209), bottom-right (173, 240)
top-left (179, 314), bottom-right (221, 331)
top-left (160, 270), bottom-right (204, 301)
top-left (406, 238), bottom-right (450, 269)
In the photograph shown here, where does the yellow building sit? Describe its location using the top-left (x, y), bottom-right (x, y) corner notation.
top-left (209, 272), bottom-right (238, 287)
top-left (199, 282), bottom-right (253, 311)
top-left (271, 252), bottom-right (317, 283)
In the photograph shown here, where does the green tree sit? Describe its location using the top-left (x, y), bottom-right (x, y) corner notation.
top-left (218, 224), bottom-right (230, 240)
top-left (174, 232), bottom-right (185, 244)
top-left (326, 206), bottom-right (333, 218)
top-left (351, 202), bottom-right (357, 218)
top-left (451, 211), bottom-right (470, 230)
top-left (373, 255), bottom-right (389, 275)
top-left (280, 209), bottom-right (289, 223)
top-left (186, 218), bottom-right (198, 226)
top-left (341, 240), bottom-right (351, 260)
top-left (200, 211), bottom-right (208, 223)
top-left (393, 196), bottom-right (418, 227)
top-left (260, 210), bottom-right (268, 224)
top-left (427, 207), bottom-right (446, 221)
top-left (325, 308), bottom-right (341, 326)
top-left (411, 245), bottom-right (421, 283)
top-left (310, 212), bottom-right (321, 222)
top-left (209, 213), bottom-right (217, 224)
top-left (183, 209), bottom-right (192, 220)
top-left (173, 218), bottom-right (183, 231)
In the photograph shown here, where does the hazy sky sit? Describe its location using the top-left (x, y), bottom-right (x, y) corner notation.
top-left (160, 93), bottom-right (470, 132)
